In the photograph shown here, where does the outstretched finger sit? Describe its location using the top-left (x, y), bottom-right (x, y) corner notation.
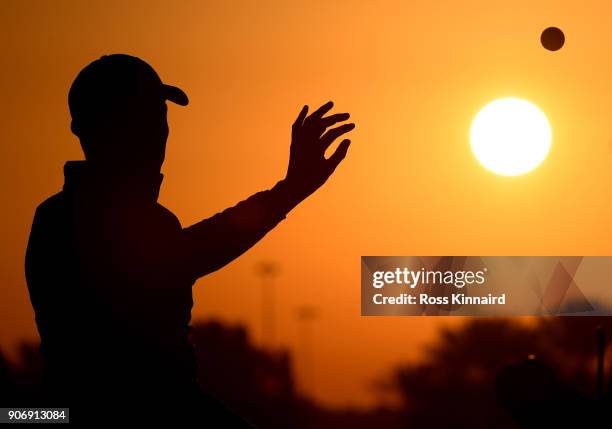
top-left (293, 105), bottom-right (309, 129)
top-left (320, 123), bottom-right (355, 149)
top-left (318, 112), bottom-right (350, 130)
top-left (327, 139), bottom-right (351, 171)
top-left (307, 101), bottom-right (334, 122)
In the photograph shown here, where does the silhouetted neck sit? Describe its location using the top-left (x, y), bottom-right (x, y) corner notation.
top-left (63, 160), bottom-right (163, 204)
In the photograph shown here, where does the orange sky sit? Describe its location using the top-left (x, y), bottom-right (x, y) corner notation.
top-left (3, 0), bottom-right (612, 409)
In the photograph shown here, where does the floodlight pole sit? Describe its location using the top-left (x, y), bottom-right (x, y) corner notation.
top-left (596, 325), bottom-right (605, 399)
top-left (256, 261), bottom-right (279, 348)
top-left (297, 306), bottom-right (318, 397)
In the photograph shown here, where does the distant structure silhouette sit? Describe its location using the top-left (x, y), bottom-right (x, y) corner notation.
top-left (255, 260), bottom-right (280, 347)
top-left (24, 54), bottom-right (354, 423)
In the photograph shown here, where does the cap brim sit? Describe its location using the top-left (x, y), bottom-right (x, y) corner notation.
top-left (163, 84), bottom-right (189, 106)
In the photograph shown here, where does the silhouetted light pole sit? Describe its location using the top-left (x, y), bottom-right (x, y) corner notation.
top-left (255, 261), bottom-right (279, 348)
top-left (596, 325), bottom-right (605, 399)
top-left (296, 305), bottom-right (318, 397)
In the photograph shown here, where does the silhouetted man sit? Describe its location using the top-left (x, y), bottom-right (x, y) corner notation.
top-left (24, 54), bottom-right (354, 423)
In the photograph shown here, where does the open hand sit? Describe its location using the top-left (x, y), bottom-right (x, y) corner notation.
top-left (284, 101), bottom-right (355, 200)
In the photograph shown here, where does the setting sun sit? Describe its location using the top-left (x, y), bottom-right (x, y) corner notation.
top-left (470, 97), bottom-right (552, 176)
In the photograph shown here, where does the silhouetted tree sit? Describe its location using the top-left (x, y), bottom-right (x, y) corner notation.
top-left (190, 320), bottom-right (299, 428)
top-left (390, 317), bottom-right (612, 428)
top-left (0, 349), bottom-right (16, 404)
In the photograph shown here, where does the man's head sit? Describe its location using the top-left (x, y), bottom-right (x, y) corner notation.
top-left (69, 54), bottom-right (188, 173)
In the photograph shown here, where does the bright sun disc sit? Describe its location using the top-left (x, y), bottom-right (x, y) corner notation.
top-left (470, 97), bottom-right (552, 176)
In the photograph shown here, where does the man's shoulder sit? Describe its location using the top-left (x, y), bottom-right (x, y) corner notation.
top-left (32, 192), bottom-right (182, 232)
top-left (33, 191), bottom-right (67, 221)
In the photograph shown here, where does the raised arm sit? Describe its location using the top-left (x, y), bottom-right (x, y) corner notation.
top-left (182, 101), bottom-right (355, 279)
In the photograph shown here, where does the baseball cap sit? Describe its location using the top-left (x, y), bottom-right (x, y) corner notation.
top-left (68, 54), bottom-right (188, 128)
